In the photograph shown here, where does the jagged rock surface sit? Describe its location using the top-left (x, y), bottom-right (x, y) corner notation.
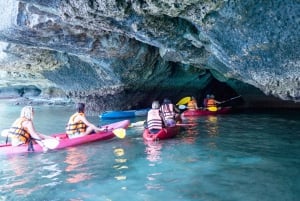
top-left (0, 0), bottom-right (299, 112)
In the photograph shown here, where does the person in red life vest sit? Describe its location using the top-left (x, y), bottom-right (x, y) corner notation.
top-left (147, 101), bottom-right (163, 134)
top-left (206, 94), bottom-right (222, 111)
top-left (187, 96), bottom-right (199, 110)
top-left (159, 98), bottom-right (180, 127)
top-left (66, 103), bottom-right (104, 138)
top-left (8, 106), bottom-right (50, 151)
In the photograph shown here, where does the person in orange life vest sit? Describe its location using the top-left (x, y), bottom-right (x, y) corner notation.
top-left (66, 103), bottom-right (104, 138)
top-left (203, 94), bottom-right (210, 107)
top-left (147, 101), bottom-right (163, 134)
top-left (187, 96), bottom-right (199, 110)
top-left (159, 98), bottom-right (180, 127)
top-left (206, 94), bottom-right (221, 110)
top-left (8, 106), bottom-right (50, 151)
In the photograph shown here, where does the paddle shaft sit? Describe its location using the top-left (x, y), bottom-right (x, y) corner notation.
top-left (176, 123), bottom-right (196, 127)
top-left (220, 95), bottom-right (241, 104)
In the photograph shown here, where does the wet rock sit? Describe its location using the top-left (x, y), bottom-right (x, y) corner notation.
top-left (0, 0), bottom-right (299, 111)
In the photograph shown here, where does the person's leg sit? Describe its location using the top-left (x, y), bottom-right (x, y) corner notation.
top-left (84, 126), bottom-right (95, 135)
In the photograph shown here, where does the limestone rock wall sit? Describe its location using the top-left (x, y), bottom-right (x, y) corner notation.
top-left (0, 0), bottom-right (299, 111)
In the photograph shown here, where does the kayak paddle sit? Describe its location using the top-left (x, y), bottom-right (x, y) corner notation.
top-left (176, 123), bottom-right (197, 127)
top-left (1, 129), bottom-right (9, 137)
top-left (178, 105), bottom-right (187, 110)
top-left (207, 106), bottom-right (218, 112)
top-left (112, 128), bottom-right (126, 139)
top-left (176, 97), bottom-right (191, 105)
top-left (41, 139), bottom-right (60, 149)
top-left (220, 95), bottom-right (242, 104)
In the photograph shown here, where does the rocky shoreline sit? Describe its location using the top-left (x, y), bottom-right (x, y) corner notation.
top-left (0, 97), bottom-right (73, 106)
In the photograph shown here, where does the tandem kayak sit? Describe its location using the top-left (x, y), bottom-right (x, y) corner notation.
top-left (0, 120), bottom-right (130, 155)
top-left (143, 126), bottom-right (180, 141)
top-left (182, 107), bottom-right (231, 117)
top-left (100, 108), bottom-right (149, 119)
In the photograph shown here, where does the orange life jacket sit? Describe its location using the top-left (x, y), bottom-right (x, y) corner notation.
top-left (207, 99), bottom-right (217, 107)
top-left (147, 109), bottom-right (163, 130)
top-left (8, 117), bottom-right (31, 144)
top-left (66, 112), bottom-right (87, 135)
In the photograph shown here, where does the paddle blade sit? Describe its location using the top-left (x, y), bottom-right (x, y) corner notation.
top-left (113, 128), bottom-right (126, 139)
top-left (176, 97), bottom-right (191, 105)
top-left (178, 105), bottom-right (187, 110)
top-left (1, 129), bottom-right (9, 137)
top-left (43, 139), bottom-right (59, 149)
top-left (208, 106), bottom-right (218, 112)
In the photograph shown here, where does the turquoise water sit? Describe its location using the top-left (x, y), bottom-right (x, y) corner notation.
top-left (0, 101), bottom-right (299, 201)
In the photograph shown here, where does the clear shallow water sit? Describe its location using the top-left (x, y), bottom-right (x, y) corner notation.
top-left (0, 101), bottom-right (299, 201)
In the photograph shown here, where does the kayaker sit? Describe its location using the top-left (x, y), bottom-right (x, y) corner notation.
top-left (147, 101), bottom-right (163, 134)
top-left (66, 103), bottom-right (104, 138)
top-left (159, 98), bottom-right (180, 127)
top-left (7, 106), bottom-right (50, 151)
top-left (206, 94), bottom-right (221, 111)
top-left (187, 96), bottom-right (199, 110)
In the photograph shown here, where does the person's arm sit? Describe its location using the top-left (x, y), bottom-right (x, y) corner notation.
top-left (78, 115), bottom-right (104, 131)
top-left (24, 120), bottom-right (44, 140)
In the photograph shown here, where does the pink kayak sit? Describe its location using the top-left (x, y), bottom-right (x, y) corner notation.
top-left (182, 107), bottom-right (231, 117)
top-left (143, 126), bottom-right (180, 141)
top-left (0, 120), bottom-right (130, 155)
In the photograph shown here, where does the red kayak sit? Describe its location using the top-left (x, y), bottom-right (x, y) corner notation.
top-left (143, 126), bottom-right (180, 141)
top-left (0, 120), bottom-right (130, 155)
top-left (182, 107), bottom-right (231, 117)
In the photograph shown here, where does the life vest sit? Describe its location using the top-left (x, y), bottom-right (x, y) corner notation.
top-left (160, 103), bottom-right (175, 120)
top-left (66, 112), bottom-right (87, 135)
top-left (147, 109), bottom-right (163, 131)
top-left (8, 117), bottom-right (31, 144)
top-left (207, 99), bottom-right (217, 107)
top-left (187, 100), bottom-right (197, 110)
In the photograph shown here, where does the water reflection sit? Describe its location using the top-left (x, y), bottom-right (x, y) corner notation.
top-left (38, 157), bottom-right (62, 183)
top-left (184, 127), bottom-right (198, 144)
top-left (143, 141), bottom-right (164, 191)
top-left (0, 154), bottom-right (63, 197)
top-left (113, 147), bottom-right (128, 181)
top-left (34, 155), bottom-right (63, 188)
top-left (64, 147), bottom-right (91, 184)
top-left (1, 156), bottom-right (30, 195)
top-left (144, 141), bottom-right (162, 163)
top-left (180, 118), bottom-right (198, 144)
top-left (204, 116), bottom-right (219, 137)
